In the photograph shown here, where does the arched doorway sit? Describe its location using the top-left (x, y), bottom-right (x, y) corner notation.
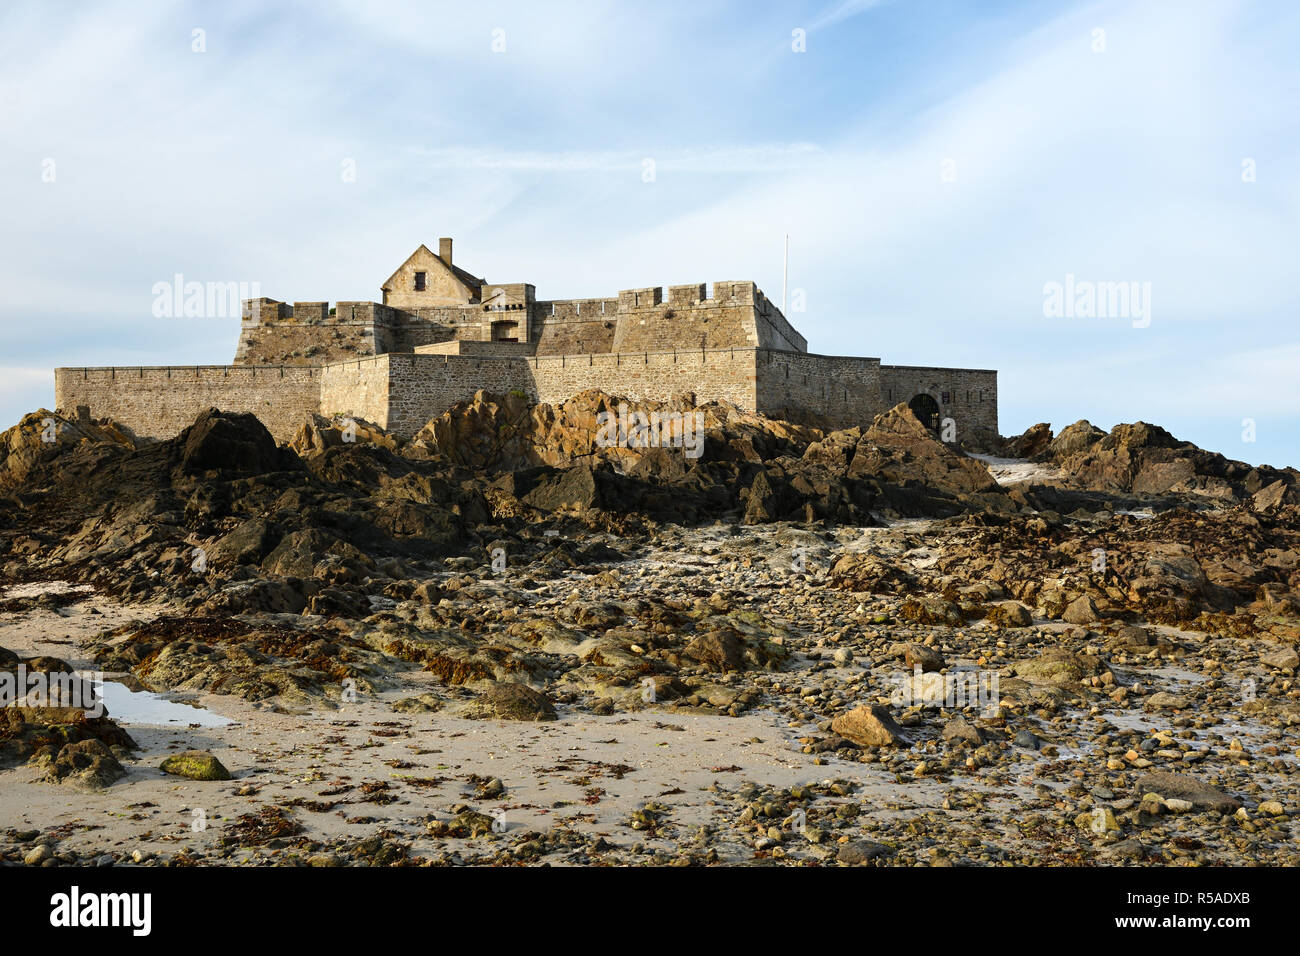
top-left (908, 393), bottom-right (941, 432)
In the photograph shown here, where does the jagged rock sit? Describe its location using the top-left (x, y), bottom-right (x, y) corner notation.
top-left (1252, 479), bottom-right (1294, 512)
top-left (0, 409), bottom-right (138, 490)
top-left (207, 517), bottom-right (279, 566)
top-left (175, 408), bottom-right (297, 477)
top-left (847, 405), bottom-right (1001, 496)
top-left (1005, 422), bottom-right (1053, 459)
top-left (522, 465), bottom-right (601, 512)
top-left (1041, 420), bottom-right (1106, 462)
top-left (1044, 419), bottom-right (1295, 502)
top-left (289, 414), bottom-right (397, 458)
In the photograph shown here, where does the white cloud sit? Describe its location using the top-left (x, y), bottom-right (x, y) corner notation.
top-left (808, 0), bottom-right (888, 33)
top-left (405, 144), bottom-right (825, 173)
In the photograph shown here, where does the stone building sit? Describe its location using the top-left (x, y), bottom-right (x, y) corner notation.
top-left (55, 239), bottom-right (998, 442)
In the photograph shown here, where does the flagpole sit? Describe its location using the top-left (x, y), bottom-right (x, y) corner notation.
top-left (782, 234), bottom-right (788, 315)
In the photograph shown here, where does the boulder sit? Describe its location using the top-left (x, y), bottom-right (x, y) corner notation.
top-left (521, 465), bottom-right (601, 512)
top-left (464, 682), bottom-right (557, 721)
top-left (160, 750), bottom-right (232, 781)
top-left (837, 840), bottom-right (895, 864)
top-left (45, 739), bottom-right (126, 790)
top-left (1062, 594), bottom-right (1100, 624)
top-left (1133, 772), bottom-right (1241, 812)
top-left (830, 704), bottom-right (906, 747)
top-left (175, 408), bottom-right (296, 477)
top-left (1259, 645), bottom-right (1300, 672)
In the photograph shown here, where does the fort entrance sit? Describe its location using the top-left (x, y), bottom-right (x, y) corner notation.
top-left (908, 393), bottom-right (941, 432)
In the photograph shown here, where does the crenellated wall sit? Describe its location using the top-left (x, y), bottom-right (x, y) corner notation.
top-left (609, 280), bottom-right (804, 353)
top-left (233, 275), bottom-right (807, 368)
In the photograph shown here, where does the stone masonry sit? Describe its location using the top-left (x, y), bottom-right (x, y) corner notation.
top-left (55, 239), bottom-right (998, 442)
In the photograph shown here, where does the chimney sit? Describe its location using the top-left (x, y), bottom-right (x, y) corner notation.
top-left (438, 237), bottom-right (453, 265)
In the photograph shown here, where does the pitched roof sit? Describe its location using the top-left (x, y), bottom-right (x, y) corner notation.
top-left (380, 244), bottom-right (484, 294)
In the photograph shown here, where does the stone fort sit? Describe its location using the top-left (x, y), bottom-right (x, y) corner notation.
top-left (55, 239), bottom-right (997, 443)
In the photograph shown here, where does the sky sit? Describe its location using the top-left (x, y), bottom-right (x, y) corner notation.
top-left (1, 0), bottom-right (1297, 467)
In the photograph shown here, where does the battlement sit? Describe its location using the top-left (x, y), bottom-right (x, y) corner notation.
top-left (613, 280), bottom-right (760, 310)
top-left (606, 279), bottom-right (803, 354)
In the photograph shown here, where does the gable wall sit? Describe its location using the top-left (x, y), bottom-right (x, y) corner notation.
top-left (383, 247), bottom-right (477, 309)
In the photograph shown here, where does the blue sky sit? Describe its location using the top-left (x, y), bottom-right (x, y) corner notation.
top-left (1, 0), bottom-right (1297, 467)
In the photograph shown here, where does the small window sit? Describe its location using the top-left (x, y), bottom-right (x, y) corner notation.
top-left (941, 391), bottom-right (951, 404)
top-left (414, 272), bottom-right (426, 291)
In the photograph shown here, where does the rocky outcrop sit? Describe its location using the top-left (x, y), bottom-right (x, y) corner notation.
top-left (1033, 419), bottom-right (1298, 505)
top-left (844, 405), bottom-right (1000, 497)
top-left (289, 414), bottom-right (397, 458)
top-left (0, 409), bottom-right (139, 491)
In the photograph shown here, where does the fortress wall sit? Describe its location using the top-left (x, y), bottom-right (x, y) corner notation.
top-left (234, 299), bottom-right (395, 365)
top-left (754, 351), bottom-right (884, 429)
top-left (606, 281), bottom-right (804, 354)
top-left (753, 299), bottom-right (807, 353)
top-left (610, 296), bottom-right (758, 352)
top-left (234, 322), bottom-right (380, 365)
top-left (880, 365), bottom-right (998, 434)
top-left (531, 315), bottom-right (617, 355)
top-left (414, 340), bottom-right (537, 358)
top-left (319, 356), bottom-right (393, 428)
top-left (393, 323), bottom-right (459, 350)
top-left (535, 298), bottom-right (620, 321)
top-left (529, 348), bottom-right (757, 410)
top-left (384, 354), bottom-right (535, 438)
top-left (54, 365), bottom-right (322, 443)
top-left (329, 349), bottom-right (761, 439)
top-left (393, 305), bottom-right (479, 350)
